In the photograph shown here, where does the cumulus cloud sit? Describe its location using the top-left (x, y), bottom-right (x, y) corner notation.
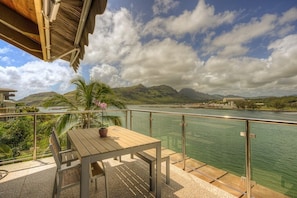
top-left (0, 61), bottom-right (75, 99)
top-left (152, 0), bottom-right (179, 15)
top-left (121, 38), bottom-right (201, 89)
top-left (0, 47), bottom-right (10, 54)
top-left (278, 7), bottom-right (297, 25)
top-left (194, 34), bottom-right (297, 96)
top-left (210, 14), bottom-right (277, 57)
top-left (144, 0), bottom-right (236, 37)
top-left (90, 64), bottom-right (129, 88)
top-left (83, 8), bottom-right (140, 65)
top-left (81, 0), bottom-right (297, 97)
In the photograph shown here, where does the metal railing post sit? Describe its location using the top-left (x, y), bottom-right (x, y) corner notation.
top-left (181, 115), bottom-right (186, 170)
top-left (246, 120), bottom-right (251, 198)
top-left (87, 112), bottom-right (90, 128)
top-left (125, 110), bottom-right (128, 128)
top-left (149, 112), bottom-right (152, 137)
top-left (129, 110), bottom-right (132, 130)
top-left (33, 114), bottom-right (37, 160)
top-left (240, 120), bottom-right (256, 198)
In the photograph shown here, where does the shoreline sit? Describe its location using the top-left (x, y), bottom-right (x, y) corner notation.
top-left (137, 104), bottom-right (297, 112)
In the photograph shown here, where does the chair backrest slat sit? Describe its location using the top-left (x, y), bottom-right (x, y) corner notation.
top-left (52, 129), bottom-right (62, 150)
top-left (49, 134), bottom-right (62, 169)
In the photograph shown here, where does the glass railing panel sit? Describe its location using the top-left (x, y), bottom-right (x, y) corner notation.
top-left (185, 116), bottom-right (246, 176)
top-left (35, 114), bottom-right (58, 158)
top-left (151, 113), bottom-right (183, 153)
top-left (0, 115), bottom-right (35, 163)
top-left (130, 111), bottom-right (150, 136)
top-left (108, 110), bottom-right (128, 128)
top-left (250, 122), bottom-right (297, 197)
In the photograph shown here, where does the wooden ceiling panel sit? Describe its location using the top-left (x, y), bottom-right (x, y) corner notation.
top-left (0, 0), bottom-right (108, 71)
top-left (0, 0), bottom-right (37, 23)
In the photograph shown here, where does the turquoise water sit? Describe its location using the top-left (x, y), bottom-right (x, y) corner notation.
top-left (128, 106), bottom-right (297, 197)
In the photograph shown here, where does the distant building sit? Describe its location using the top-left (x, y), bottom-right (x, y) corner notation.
top-left (223, 97), bottom-right (245, 108)
top-left (223, 97), bottom-right (245, 103)
top-left (0, 88), bottom-right (17, 117)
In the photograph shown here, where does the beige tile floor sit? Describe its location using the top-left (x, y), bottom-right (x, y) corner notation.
top-left (0, 155), bottom-right (235, 198)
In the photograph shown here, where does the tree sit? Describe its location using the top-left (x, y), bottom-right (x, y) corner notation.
top-left (43, 76), bottom-right (126, 136)
top-left (273, 100), bottom-right (285, 110)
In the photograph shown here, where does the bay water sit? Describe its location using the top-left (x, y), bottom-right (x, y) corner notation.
top-left (129, 105), bottom-right (297, 197)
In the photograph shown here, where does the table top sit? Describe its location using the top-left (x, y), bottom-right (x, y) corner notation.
top-left (67, 126), bottom-right (161, 158)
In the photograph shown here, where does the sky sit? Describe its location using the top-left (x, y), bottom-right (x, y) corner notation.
top-left (1, 0), bottom-right (297, 100)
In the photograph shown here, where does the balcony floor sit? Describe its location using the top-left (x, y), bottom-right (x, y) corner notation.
top-left (0, 155), bottom-right (235, 198)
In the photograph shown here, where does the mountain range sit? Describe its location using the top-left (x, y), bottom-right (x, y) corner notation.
top-left (17, 84), bottom-right (236, 106)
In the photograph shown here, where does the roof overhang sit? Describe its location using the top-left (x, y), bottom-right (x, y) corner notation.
top-left (0, 0), bottom-right (107, 71)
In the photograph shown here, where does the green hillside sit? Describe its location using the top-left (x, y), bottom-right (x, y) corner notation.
top-left (17, 92), bottom-right (59, 106)
top-left (17, 84), bottom-right (221, 106)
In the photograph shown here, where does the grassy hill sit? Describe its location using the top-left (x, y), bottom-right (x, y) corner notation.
top-left (17, 92), bottom-right (59, 106)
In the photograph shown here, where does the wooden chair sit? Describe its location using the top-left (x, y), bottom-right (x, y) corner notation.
top-left (90, 161), bottom-right (109, 198)
top-left (50, 133), bottom-right (80, 198)
top-left (51, 129), bottom-right (79, 165)
top-left (49, 134), bottom-right (109, 198)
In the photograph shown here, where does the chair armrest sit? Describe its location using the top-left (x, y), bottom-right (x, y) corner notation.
top-left (59, 149), bottom-right (74, 154)
top-left (58, 162), bottom-right (81, 172)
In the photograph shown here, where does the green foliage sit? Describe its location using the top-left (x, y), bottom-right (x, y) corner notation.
top-left (251, 96), bottom-right (297, 111)
top-left (1, 117), bottom-right (33, 150)
top-left (0, 143), bottom-right (12, 159)
top-left (42, 76), bottom-right (126, 135)
top-left (0, 113), bottom-right (56, 160)
top-left (19, 106), bottom-right (40, 112)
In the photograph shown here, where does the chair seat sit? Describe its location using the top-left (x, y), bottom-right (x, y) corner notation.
top-left (91, 162), bottom-right (105, 177)
top-left (90, 161), bottom-right (109, 197)
top-left (60, 166), bottom-right (80, 187)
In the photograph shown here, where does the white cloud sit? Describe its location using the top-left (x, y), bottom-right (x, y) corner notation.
top-left (0, 47), bottom-right (10, 54)
top-left (0, 61), bottom-right (75, 100)
top-left (83, 8), bottom-right (140, 65)
top-left (193, 34), bottom-right (297, 96)
top-left (81, 2), bottom-right (297, 97)
top-left (210, 14), bottom-right (277, 57)
top-left (90, 64), bottom-right (128, 88)
top-left (144, 0), bottom-right (236, 37)
top-left (0, 56), bottom-right (11, 64)
top-left (152, 0), bottom-right (179, 15)
top-left (121, 38), bottom-right (201, 90)
top-left (278, 7), bottom-right (297, 25)
top-left (267, 34), bottom-right (297, 79)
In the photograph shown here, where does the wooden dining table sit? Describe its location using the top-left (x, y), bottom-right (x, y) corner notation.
top-left (67, 126), bottom-right (162, 198)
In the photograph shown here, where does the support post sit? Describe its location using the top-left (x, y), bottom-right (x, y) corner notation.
top-left (149, 112), bottom-right (153, 137)
top-left (181, 115), bottom-right (186, 170)
top-left (240, 120), bottom-right (255, 198)
top-left (33, 114), bottom-right (37, 160)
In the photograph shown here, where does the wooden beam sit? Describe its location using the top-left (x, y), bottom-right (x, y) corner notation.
top-left (0, 23), bottom-right (43, 59)
top-left (34, 0), bottom-right (48, 61)
top-left (0, 3), bottom-right (40, 42)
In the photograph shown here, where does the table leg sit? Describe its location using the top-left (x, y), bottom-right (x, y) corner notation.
top-left (156, 143), bottom-right (161, 197)
top-left (81, 158), bottom-right (90, 197)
